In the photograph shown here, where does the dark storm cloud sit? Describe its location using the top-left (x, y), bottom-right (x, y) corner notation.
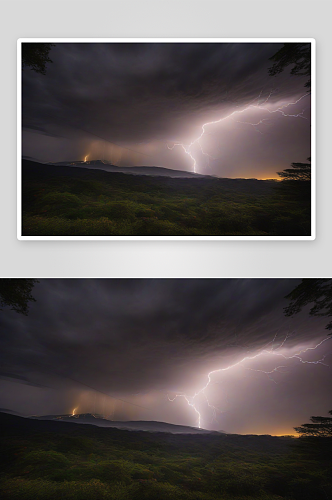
top-left (0, 279), bottom-right (327, 396)
top-left (1, 279), bottom-right (331, 432)
top-left (22, 42), bottom-right (310, 174)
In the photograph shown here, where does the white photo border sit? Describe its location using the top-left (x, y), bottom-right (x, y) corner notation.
top-left (17, 38), bottom-right (316, 241)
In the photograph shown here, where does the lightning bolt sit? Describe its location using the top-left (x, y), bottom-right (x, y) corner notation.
top-left (167, 91), bottom-right (310, 173)
top-left (84, 154), bottom-right (89, 163)
top-left (168, 336), bottom-right (330, 429)
top-left (71, 407), bottom-right (78, 416)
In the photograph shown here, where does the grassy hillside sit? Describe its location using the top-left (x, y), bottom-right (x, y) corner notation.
top-left (0, 412), bottom-right (331, 500)
top-left (21, 161), bottom-right (311, 236)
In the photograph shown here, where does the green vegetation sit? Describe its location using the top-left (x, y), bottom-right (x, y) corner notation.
top-left (22, 43), bottom-right (55, 75)
top-left (22, 161), bottom-right (311, 236)
top-left (0, 413), bottom-right (331, 500)
top-left (294, 409), bottom-right (332, 437)
top-left (268, 43), bottom-right (311, 89)
top-left (0, 279), bottom-right (38, 316)
top-left (284, 279), bottom-right (332, 332)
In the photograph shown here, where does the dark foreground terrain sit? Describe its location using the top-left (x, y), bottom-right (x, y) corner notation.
top-left (21, 160), bottom-right (311, 236)
top-left (0, 412), bottom-right (331, 500)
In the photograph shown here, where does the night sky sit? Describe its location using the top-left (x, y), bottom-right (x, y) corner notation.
top-left (22, 42), bottom-right (311, 179)
top-left (0, 279), bottom-right (330, 435)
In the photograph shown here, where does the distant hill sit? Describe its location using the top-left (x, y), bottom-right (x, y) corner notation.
top-left (39, 159), bottom-right (208, 179)
top-left (0, 407), bottom-right (24, 416)
top-left (31, 412), bottom-right (214, 434)
top-left (0, 411), bottom-right (295, 455)
top-left (22, 159), bottom-right (275, 196)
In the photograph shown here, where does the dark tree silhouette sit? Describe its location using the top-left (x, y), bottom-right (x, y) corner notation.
top-left (295, 410), bottom-right (332, 437)
top-left (269, 43), bottom-right (311, 89)
top-left (22, 43), bottom-right (55, 75)
top-left (284, 279), bottom-right (332, 332)
top-left (0, 279), bottom-right (38, 315)
top-left (277, 158), bottom-right (311, 181)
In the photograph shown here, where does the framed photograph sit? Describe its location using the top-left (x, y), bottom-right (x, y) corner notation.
top-left (18, 39), bottom-right (315, 240)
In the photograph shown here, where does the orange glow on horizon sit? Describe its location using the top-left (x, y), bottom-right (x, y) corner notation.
top-left (259, 177), bottom-right (280, 181)
top-left (273, 433), bottom-right (298, 437)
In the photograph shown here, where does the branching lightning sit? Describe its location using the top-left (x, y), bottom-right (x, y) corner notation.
top-left (168, 336), bottom-right (330, 429)
top-left (167, 91), bottom-right (310, 173)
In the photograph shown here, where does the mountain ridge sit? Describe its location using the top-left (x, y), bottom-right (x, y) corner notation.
top-left (23, 157), bottom-right (210, 179)
top-left (30, 412), bottom-right (216, 434)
